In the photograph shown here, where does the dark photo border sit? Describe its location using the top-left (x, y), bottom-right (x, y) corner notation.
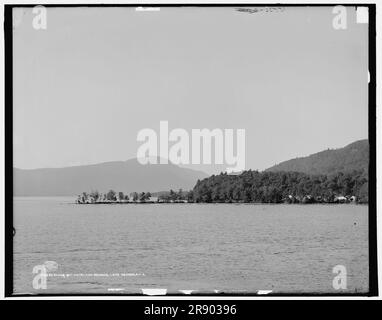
top-left (4, 3), bottom-right (378, 297)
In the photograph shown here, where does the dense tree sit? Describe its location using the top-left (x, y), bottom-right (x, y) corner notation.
top-left (169, 189), bottom-right (177, 201)
top-left (106, 189), bottom-right (116, 201)
top-left (131, 192), bottom-right (139, 202)
top-left (192, 170), bottom-right (368, 204)
top-left (90, 190), bottom-right (99, 201)
top-left (139, 192), bottom-right (146, 202)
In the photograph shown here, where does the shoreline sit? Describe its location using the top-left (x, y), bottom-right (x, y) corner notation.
top-left (76, 201), bottom-right (368, 205)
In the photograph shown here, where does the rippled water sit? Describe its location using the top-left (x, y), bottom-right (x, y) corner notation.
top-left (13, 197), bottom-right (369, 294)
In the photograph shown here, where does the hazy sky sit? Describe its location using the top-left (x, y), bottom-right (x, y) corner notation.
top-left (13, 6), bottom-right (368, 174)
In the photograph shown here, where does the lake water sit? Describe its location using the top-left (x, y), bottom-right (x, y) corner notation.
top-left (13, 197), bottom-right (369, 294)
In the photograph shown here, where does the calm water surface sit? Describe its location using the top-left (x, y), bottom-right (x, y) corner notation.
top-left (13, 197), bottom-right (368, 294)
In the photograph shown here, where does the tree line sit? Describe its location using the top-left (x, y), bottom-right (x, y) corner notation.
top-left (191, 170), bottom-right (368, 204)
top-left (78, 190), bottom-right (152, 203)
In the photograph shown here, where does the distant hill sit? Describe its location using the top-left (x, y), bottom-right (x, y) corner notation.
top-left (266, 139), bottom-right (369, 175)
top-left (14, 159), bottom-right (208, 196)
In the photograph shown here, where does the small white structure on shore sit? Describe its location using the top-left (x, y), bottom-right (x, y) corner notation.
top-left (334, 195), bottom-right (347, 203)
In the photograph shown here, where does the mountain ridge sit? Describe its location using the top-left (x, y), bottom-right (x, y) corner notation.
top-left (266, 139), bottom-right (369, 175)
top-left (14, 158), bottom-right (208, 196)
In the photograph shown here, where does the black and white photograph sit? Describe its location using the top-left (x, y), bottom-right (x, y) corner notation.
top-left (3, 2), bottom-right (378, 300)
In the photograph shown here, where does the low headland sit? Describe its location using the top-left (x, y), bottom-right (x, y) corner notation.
top-left (77, 169), bottom-right (368, 205)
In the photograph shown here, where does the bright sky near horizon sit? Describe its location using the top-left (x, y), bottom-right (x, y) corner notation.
top-left (13, 6), bottom-right (368, 174)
